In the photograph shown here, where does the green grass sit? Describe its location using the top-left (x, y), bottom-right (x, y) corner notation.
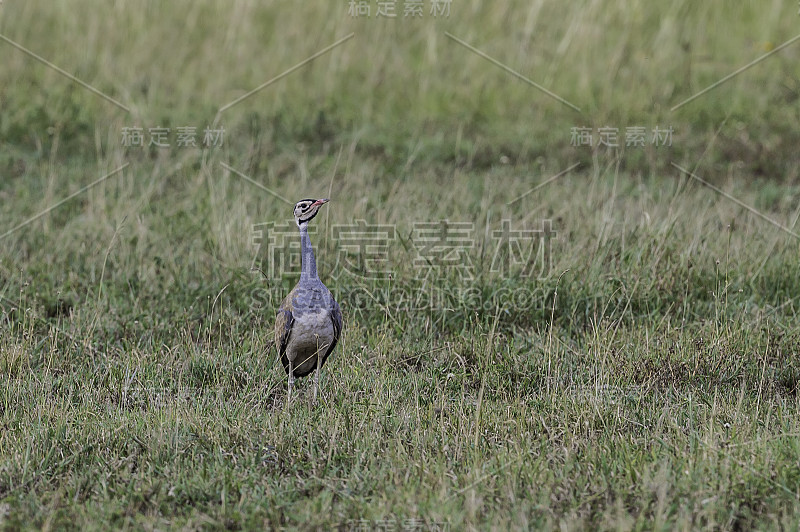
top-left (2, 0), bottom-right (800, 530)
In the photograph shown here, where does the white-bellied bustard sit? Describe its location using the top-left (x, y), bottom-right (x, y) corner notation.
top-left (274, 198), bottom-right (342, 402)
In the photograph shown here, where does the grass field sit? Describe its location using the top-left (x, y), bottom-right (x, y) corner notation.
top-left (2, 1), bottom-right (800, 530)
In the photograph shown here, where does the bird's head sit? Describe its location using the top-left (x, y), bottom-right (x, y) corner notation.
top-left (293, 198), bottom-right (329, 227)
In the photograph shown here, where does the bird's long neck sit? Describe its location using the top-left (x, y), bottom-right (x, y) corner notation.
top-left (299, 222), bottom-right (318, 281)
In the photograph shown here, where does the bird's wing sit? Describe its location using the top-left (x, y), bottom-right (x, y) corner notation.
top-left (275, 300), bottom-right (294, 374)
top-left (320, 298), bottom-right (342, 368)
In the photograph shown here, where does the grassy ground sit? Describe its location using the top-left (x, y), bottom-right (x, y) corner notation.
top-left (1, 1), bottom-right (800, 530)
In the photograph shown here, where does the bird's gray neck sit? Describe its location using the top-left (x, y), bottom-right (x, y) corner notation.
top-left (299, 222), bottom-right (318, 281)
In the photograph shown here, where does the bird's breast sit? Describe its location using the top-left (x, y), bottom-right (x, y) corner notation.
top-left (285, 308), bottom-right (336, 372)
top-left (291, 309), bottom-right (335, 344)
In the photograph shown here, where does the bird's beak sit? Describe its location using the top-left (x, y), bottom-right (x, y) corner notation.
top-left (313, 198), bottom-right (329, 206)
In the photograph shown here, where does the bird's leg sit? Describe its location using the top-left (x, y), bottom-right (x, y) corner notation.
top-left (313, 337), bottom-right (321, 405)
top-left (313, 360), bottom-right (320, 404)
top-left (288, 359), bottom-right (295, 404)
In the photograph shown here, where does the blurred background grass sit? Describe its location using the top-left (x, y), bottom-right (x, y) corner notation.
top-left (1, 0), bottom-right (798, 176)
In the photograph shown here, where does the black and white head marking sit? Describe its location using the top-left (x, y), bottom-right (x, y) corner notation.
top-left (293, 198), bottom-right (329, 226)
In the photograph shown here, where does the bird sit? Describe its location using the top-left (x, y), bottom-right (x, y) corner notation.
top-left (274, 198), bottom-right (342, 403)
